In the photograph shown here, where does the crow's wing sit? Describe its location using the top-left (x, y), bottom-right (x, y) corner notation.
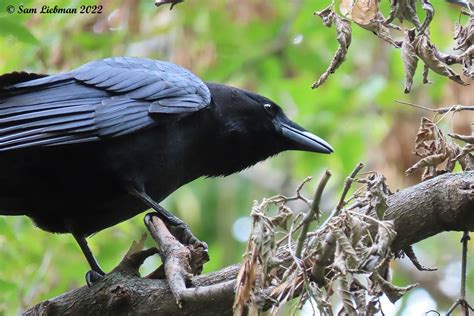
top-left (0, 57), bottom-right (211, 151)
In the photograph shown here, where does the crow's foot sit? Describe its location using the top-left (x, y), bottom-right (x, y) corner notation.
top-left (85, 270), bottom-right (105, 287)
top-left (144, 212), bottom-right (209, 267)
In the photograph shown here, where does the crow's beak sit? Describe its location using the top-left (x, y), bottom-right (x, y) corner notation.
top-left (280, 123), bottom-right (333, 154)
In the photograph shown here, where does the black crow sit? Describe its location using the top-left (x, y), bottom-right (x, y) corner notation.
top-left (0, 57), bottom-right (332, 280)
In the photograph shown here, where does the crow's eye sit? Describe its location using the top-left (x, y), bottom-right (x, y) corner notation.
top-left (263, 103), bottom-right (276, 116)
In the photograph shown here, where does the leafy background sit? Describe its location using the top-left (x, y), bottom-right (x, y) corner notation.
top-left (0, 0), bottom-right (472, 314)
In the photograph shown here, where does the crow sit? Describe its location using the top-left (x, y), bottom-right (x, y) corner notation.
top-left (0, 57), bottom-right (332, 282)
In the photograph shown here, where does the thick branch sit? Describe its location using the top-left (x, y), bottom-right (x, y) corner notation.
top-left (24, 172), bottom-right (474, 316)
top-left (385, 172), bottom-right (474, 251)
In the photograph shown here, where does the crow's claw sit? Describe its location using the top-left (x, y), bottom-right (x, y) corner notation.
top-left (85, 270), bottom-right (105, 287)
top-left (145, 212), bottom-right (205, 248)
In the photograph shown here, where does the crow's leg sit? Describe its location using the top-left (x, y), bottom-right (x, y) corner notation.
top-left (71, 232), bottom-right (105, 287)
top-left (128, 188), bottom-right (206, 248)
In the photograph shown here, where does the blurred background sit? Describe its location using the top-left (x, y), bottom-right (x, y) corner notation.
top-left (0, 0), bottom-right (472, 314)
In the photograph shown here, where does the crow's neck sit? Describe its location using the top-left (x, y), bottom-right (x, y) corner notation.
top-left (201, 131), bottom-right (279, 177)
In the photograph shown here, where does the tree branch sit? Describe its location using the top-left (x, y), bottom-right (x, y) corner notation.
top-left (24, 172), bottom-right (474, 316)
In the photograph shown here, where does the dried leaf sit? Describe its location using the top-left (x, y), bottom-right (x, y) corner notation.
top-left (340, 0), bottom-right (400, 47)
top-left (333, 228), bottom-right (359, 271)
top-left (355, 174), bottom-right (391, 219)
top-left (366, 296), bottom-right (381, 315)
top-left (407, 117), bottom-right (465, 179)
top-left (419, 0), bottom-right (434, 33)
top-left (350, 279), bottom-right (367, 314)
top-left (402, 29), bottom-right (418, 93)
top-left (334, 228), bottom-right (358, 261)
top-left (358, 13), bottom-right (401, 47)
top-left (414, 33), bottom-right (469, 86)
top-left (340, 0), bottom-right (378, 25)
top-left (452, 143), bottom-right (474, 162)
top-left (374, 221), bottom-right (396, 256)
top-left (349, 215), bottom-right (369, 247)
top-left (371, 270), bottom-right (417, 303)
top-left (422, 63), bottom-right (432, 84)
top-left (333, 244), bottom-right (348, 275)
top-left (397, 0), bottom-right (421, 28)
top-left (233, 200), bottom-right (278, 315)
top-left (454, 13), bottom-right (474, 51)
top-left (313, 7), bottom-right (352, 88)
top-left (406, 152), bottom-right (447, 174)
top-left (379, 0), bottom-right (421, 28)
top-left (338, 276), bottom-right (357, 315)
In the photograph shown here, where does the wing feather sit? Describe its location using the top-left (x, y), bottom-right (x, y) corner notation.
top-left (0, 57), bottom-right (211, 151)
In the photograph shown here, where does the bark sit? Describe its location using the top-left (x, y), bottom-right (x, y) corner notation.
top-left (24, 172), bottom-right (474, 316)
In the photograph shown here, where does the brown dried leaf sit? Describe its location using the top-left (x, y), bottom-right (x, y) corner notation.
top-left (407, 117), bottom-right (466, 179)
top-left (422, 63), bottom-right (432, 84)
top-left (419, 0), bottom-right (434, 33)
top-left (406, 153), bottom-right (446, 174)
top-left (357, 13), bottom-right (401, 47)
top-left (374, 221), bottom-right (396, 256)
top-left (354, 174), bottom-right (391, 219)
top-left (333, 228), bottom-right (359, 270)
top-left (414, 33), bottom-right (469, 86)
top-left (313, 7), bottom-right (352, 88)
top-left (340, 0), bottom-right (400, 47)
top-left (452, 143), bottom-right (474, 161)
top-left (339, 276), bottom-right (357, 315)
top-left (350, 279), bottom-right (367, 314)
top-left (454, 13), bottom-right (474, 51)
top-left (233, 200), bottom-right (278, 315)
top-left (349, 215), bottom-right (369, 247)
top-left (371, 270), bottom-right (417, 303)
top-left (233, 248), bottom-right (259, 315)
top-left (340, 0), bottom-right (379, 25)
top-left (333, 244), bottom-right (347, 275)
top-left (401, 29), bottom-right (418, 93)
top-left (397, 0), bottom-right (421, 28)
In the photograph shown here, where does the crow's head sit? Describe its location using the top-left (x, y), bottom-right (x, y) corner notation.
top-left (207, 83), bottom-right (333, 154)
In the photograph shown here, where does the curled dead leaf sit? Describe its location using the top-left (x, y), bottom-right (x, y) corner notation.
top-left (414, 33), bottom-right (469, 86)
top-left (340, 0), bottom-right (378, 25)
top-left (407, 117), bottom-right (466, 180)
top-left (419, 0), bottom-right (435, 34)
top-left (401, 29), bottom-right (419, 93)
top-left (313, 7), bottom-right (352, 88)
top-left (371, 270), bottom-right (417, 303)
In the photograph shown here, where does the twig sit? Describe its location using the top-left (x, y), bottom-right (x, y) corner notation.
top-left (295, 170), bottom-right (332, 258)
top-left (337, 163), bottom-right (364, 211)
top-left (403, 246), bottom-right (437, 271)
top-left (318, 163), bottom-right (364, 230)
top-left (460, 231), bottom-right (470, 315)
top-left (446, 231), bottom-right (474, 316)
top-left (396, 100), bottom-right (474, 114)
top-left (144, 215), bottom-right (192, 307)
